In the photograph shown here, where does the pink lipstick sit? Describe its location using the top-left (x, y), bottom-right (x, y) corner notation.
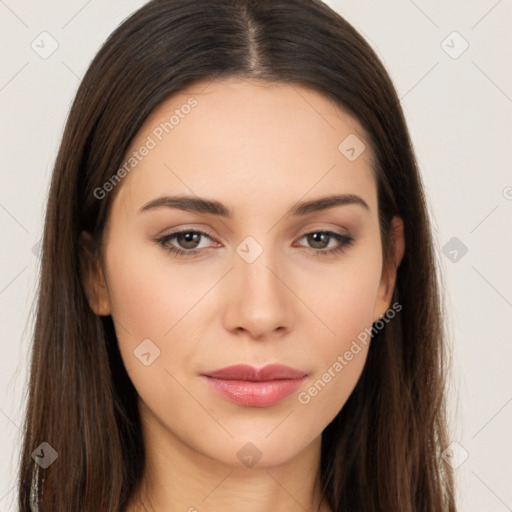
top-left (201, 364), bottom-right (307, 408)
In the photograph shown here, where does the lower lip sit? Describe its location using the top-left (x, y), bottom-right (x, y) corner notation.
top-left (202, 376), bottom-right (306, 407)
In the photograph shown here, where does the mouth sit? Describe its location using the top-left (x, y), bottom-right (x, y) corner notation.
top-left (200, 364), bottom-right (308, 408)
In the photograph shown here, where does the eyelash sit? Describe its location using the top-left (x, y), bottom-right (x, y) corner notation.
top-left (156, 229), bottom-right (355, 258)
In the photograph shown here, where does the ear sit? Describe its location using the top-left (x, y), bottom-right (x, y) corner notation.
top-left (372, 216), bottom-right (405, 322)
top-left (79, 231), bottom-right (112, 316)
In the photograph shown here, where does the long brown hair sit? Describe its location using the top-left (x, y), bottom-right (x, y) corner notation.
top-left (17, 0), bottom-right (456, 510)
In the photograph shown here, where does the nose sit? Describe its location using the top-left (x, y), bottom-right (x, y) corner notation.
top-left (221, 243), bottom-right (295, 340)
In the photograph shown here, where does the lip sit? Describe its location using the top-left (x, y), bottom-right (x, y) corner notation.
top-left (201, 364), bottom-right (308, 408)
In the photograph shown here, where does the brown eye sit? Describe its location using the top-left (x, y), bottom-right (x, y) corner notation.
top-left (156, 229), bottom-right (218, 257)
top-left (175, 232), bottom-right (202, 250)
top-left (306, 232), bottom-right (331, 249)
top-left (297, 231), bottom-right (355, 257)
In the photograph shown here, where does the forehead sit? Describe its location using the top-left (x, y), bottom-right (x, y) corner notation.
top-left (110, 77), bottom-right (376, 218)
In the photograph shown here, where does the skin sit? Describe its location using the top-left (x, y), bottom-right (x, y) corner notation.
top-left (81, 77), bottom-right (405, 512)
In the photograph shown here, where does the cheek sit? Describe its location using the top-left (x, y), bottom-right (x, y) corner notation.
top-left (103, 235), bottom-right (221, 385)
top-left (294, 250), bottom-right (382, 419)
top-left (294, 294), bottom-right (374, 429)
top-left (104, 234), bottom-right (207, 339)
top-left (103, 245), bottom-right (207, 430)
top-left (317, 268), bottom-right (379, 330)
top-left (302, 243), bottom-right (382, 344)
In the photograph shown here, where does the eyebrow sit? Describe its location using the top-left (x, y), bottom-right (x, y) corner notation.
top-left (138, 193), bottom-right (370, 217)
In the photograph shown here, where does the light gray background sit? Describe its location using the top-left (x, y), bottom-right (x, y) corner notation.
top-left (1, 0), bottom-right (511, 510)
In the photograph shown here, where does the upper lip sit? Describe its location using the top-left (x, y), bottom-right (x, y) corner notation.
top-left (202, 364), bottom-right (307, 381)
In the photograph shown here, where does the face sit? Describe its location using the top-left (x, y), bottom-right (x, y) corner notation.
top-left (82, 77), bottom-right (404, 468)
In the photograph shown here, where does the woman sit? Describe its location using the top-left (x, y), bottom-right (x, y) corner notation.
top-left (17, 0), bottom-right (456, 510)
